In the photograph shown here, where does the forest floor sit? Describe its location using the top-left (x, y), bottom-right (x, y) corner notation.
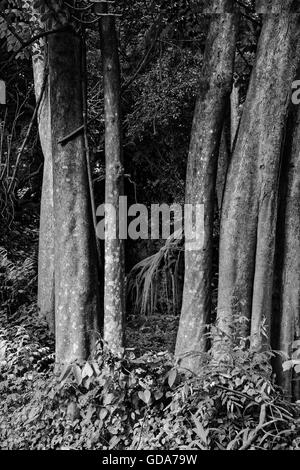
top-left (1, 219), bottom-right (300, 450)
top-left (0, 277), bottom-right (179, 449)
top-left (126, 313), bottom-right (179, 355)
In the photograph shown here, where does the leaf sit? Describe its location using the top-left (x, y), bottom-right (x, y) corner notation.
top-left (109, 435), bottom-right (120, 449)
top-left (99, 408), bottom-right (108, 421)
top-left (0, 340), bottom-right (6, 360)
top-left (72, 364), bottom-right (82, 385)
top-left (85, 406), bottom-right (94, 421)
top-left (138, 390), bottom-right (151, 404)
top-left (168, 368), bottom-right (177, 387)
top-left (82, 362), bottom-right (94, 379)
top-left (27, 406), bottom-right (40, 423)
top-left (83, 377), bottom-right (92, 390)
top-left (181, 383), bottom-right (190, 400)
top-left (292, 339), bottom-right (300, 350)
top-left (294, 364), bottom-right (300, 374)
top-left (91, 361), bottom-right (100, 376)
top-left (144, 389), bottom-right (151, 403)
top-left (154, 390), bottom-right (163, 401)
top-left (191, 414), bottom-right (208, 444)
top-left (58, 364), bottom-right (72, 383)
top-left (282, 360), bottom-right (293, 372)
top-left (103, 393), bottom-right (114, 406)
top-left (283, 359), bottom-right (300, 372)
top-left (259, 404), bottom-right (266, 427)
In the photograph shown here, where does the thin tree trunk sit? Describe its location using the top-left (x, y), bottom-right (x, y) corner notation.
top-left (48, 29), bottom-right (100, 364)
top-left (175, 1), bottom-right (237, 373)
top-left (99, 15), bottom-right (125, 356)
top-left (216, 83), bottom-right (240, 212)
top-left (230, 82), bottom-right (240, 149)
top-left (32, 43), bottom-right (55, 334)
top-left (216, 101), bottom-right (231, 212)
top-left (216, 2), bottom-right (300, 353)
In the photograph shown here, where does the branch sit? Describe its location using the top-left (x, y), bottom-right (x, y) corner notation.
top-left (71, 13), bottom-right (121, 25)
top-left (64, 2), bottom-right (92, 11)
top-left (17, 163), bottom-right (43, 186)
top-left (7, 70), bottom-right (48, 195)
top-left (0, 27), bottom-right (69, 73)
top-left (58, 125), bottom-right (84, 145)
top-left (0, 12), bottom-right (25, 46)
top-left (122, 38), bottom-right (157, 91)
top-left (239, 404), bottom-right (266, 450)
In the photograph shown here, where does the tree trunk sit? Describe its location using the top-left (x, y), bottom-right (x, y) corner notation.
top-left (48, 29), bottom-right (100, 364)
top-left (99, 16), bottom-right (125, 356)
top-left (216, 101), bottom-right (231, 212)
top-left (230, 82), bottom-right (240, 149)
top-left (32, 43), bottom-right (55, 334)
top-left (256, 0), bottom-right (300, 13)
top-left (175, 1), bottom-right (237, 372)
top-left (216, 2), bottom-right (300, 352)
top-left (277, 104), bottom-right (300, 399)
top-left (216, 81), bottom-right (240, 212)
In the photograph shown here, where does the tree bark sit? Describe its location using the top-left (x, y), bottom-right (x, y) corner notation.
top-left (216, 2), bottom-right (300, 352)
top-left (32, 43), bottom-right (55, 334)
top-left (99, 16), bottom-right (125, 356)
top-left (255, 0), bottom-right (300, 13)
top-left (175, 1), bottom-right (237, 372)
top-left (48, 29), bottom-right (100, 364)
top-left (230, 82), bottom-right (240, 149)
top-left (216, 101), bottom-right (231, 212)
top-left (277, 104), bottom-right (300, 399)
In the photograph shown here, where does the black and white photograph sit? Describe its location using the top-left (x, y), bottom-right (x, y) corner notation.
top-left (0, 0), bottom-right (300, 455)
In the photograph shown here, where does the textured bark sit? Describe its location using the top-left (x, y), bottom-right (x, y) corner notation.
top-left (216, 84), bottom-right (240, 211)
top-left (203, 0), bottom-right (235, 13)
top-left (278, 105), bottom-right (300, 399)
top-left (175, 2), bottom-right (237, 372)
top-left (255, 0), bottom-right (300, 13)
top-left (32, 44), bottom-right (55, 333)
top-left (99, 16), bottom-right (125, 356)
top-left (216, 102), bottom-right (231, 212)
top-left (216, 3), bottom-right (300, 352)
top-left (230, 82), bottom-right (240, 149)
top-left (48, 30), bottom-right (100, 364)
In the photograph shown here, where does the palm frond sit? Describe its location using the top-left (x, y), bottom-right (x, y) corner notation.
top-left (127, 229), bottom-right (184, 316)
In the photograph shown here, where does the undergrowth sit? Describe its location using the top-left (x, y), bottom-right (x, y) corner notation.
top-left (1, 321), bottom-right (300, 450)
top-left (1, 222), bottom-right (300, 450)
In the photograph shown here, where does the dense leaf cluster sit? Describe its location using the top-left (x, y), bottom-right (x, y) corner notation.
top-left (1, 319), bottom-right (299, 450)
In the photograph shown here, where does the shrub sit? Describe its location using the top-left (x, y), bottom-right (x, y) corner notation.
top-left (0, 243), bottom-right (37, 317)
top-left (0, 342), bottom-right (172, 450)
top-left (1, 331), bottom-right (300, 450)
top-left (132, 347), bottom-right (300, 450)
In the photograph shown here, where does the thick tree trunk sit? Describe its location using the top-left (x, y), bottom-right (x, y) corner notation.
top-left (48, 30), bottom-right (100, 364)
top-left (32, 44), bottom-right (55, 333)
top-left (175, 1), bottom-right (237, 372)
top-left (99, 16), bottom-right (125, 356)
top-left (216, 3), bottom-right (300, 352)
top-left (277, 105), bottom-right (300, 399)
